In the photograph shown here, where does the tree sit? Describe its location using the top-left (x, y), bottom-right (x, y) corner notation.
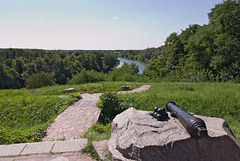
top-left (26, 72), bottom-right (55, 89)
top-left (208, 0), bottom-right (240, 81)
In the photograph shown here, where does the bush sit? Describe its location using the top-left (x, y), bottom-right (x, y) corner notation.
top-left (68, 69), bottom-right (106, 85)
top-left (26, 72), bottom-right (55, 89)
top-left (97, 92), bottom-right (129, 123)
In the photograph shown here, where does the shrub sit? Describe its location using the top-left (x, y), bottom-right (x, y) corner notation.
top-left (26, 72), bottom-right (55, 89)
top-left (97, 92), bottom-right (128, 123)
top-left (69, 93), bottom-right (82, 100)
top-left (68, 69), bottom-right (106, 85)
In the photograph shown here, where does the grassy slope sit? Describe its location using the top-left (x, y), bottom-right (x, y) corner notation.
top-left (118, 82), bottom-right (240, 141)
top-left (32, 82), bottom-right (144, 95)
top-left (0, 82), bottom-right (143, 144)
top-left (0, 92), bottom-right (81, 144)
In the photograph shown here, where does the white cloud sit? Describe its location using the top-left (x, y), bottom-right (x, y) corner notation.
top-left (113, 16), bottom-right (118, 20)
top-left (37, 18), bottom-right (48, 25)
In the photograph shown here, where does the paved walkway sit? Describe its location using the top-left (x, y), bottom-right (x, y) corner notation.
top-left (118, 85), bottom-right (151, 94)
top-left (0, 139), bottom-right (92, 160)
top-left (0, 153), bottom-right (94, 161)
top-left (0, 85), bottom-right (151, 160)
top-left (43, 93), bottom-right (102, 141)
top-left (43, 85), bottom-right (151, 141)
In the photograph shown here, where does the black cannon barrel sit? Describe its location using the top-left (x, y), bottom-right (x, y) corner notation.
top-left (166, 101), bottom-right (208, 137)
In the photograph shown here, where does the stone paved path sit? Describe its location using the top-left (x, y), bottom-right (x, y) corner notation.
top-left (0, 152), bottom-right (95, 161)
top-left (43, 85), bottom-right (151, 141)
top-left (118, 85), bottom-right (151, 94)
top-left (43, 93), bottom-right (102, 141)
top-left (0, 139), bottom-right (91, 160)
top-left (0, 85), bottom-right (151, 160)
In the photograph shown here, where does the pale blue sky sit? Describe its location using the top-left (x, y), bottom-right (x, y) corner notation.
top-left (0, 0), bottom-right (223, 50)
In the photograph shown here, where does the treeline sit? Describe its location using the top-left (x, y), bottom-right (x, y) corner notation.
top-left (119, 0), bottom-right (240, 82)
top-left (68, 62), bottom-right (148, 85)
top-left (0, 49), bottom-right (119, 89)
top-left (117, 47), bottom-right (164, 63)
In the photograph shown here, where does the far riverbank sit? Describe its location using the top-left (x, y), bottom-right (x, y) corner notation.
top-left (116, 57), bottom-right (148, 74)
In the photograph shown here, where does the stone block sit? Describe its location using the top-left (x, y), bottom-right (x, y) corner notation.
top-left (0, 143), bottom-right (26, 156)
top-left (51, 139), bottom-right (87, 153)
top-left (109, 107), bottom-right (240, 161)
top-left (21, 142), bottom-right (54, 155)
top-left (93, 140), bottom-right (108, 160)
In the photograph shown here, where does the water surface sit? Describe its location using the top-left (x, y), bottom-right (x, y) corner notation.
top-left (116, 57), bottom-right (148, 74)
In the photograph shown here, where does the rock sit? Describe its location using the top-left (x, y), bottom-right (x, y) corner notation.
top-left (92, 140), bottom-right (109, 160)
top-left (59, 95), bottom-right (68, 98)
top-left (64, 88), bottom-right (75, 93)
top-left (108, 107), bottom-right (240, 161)
top-left (121, 86), bottom-right (130, 91)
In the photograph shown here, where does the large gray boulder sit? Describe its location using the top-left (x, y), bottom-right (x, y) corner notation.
top-left (108, 107), bottom-right (240, 161)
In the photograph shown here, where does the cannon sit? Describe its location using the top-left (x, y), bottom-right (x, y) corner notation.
top-left (166, 101), bottom-right (208, 137)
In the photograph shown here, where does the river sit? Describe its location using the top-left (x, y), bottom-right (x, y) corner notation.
top-left (116, 57), bottom-right (148, 74)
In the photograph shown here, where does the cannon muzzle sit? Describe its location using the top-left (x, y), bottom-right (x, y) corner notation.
top-left (166, 101), bottom-right (208, 137)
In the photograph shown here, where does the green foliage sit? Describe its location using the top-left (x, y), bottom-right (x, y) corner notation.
top-left (69, 93), bottom-right (82, 100)
top-left (81, 141), bottom-right (100, 160)
top-left (83, 123), bottom-right (111, 142)
top-left (97, 92), bottom-right (121, 123)
top-left (109, 62), bottom-right (148, 82)
top-left (82, 123), bottom-right (111, 160)
top-left (32, 82), bottom-right (143, 95)
top-left (0, 49), bottom-right (119, 89)
top-left (117, 47), bottom-right (164, 63)
top-left (26, 72), bottom-right (55, 89)
top-left (0, 89), bottom-right (81, 144)
top-left (67, 62), bottom-right (150, 84)
top-left (68, 69), bottom-right (106, 85)
top-left (97, 91), bottom-right (131, 123)
top-left (0, 124), bottom-right (47, 144)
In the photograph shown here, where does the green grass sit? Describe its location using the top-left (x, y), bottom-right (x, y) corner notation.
top-left (31, 81), bottom-right (144, 95)
top-left (82, 123), bottom-right (112, 160)
top-left (117, 82), bottom-right (240, 141)
top-left (83, 123), bottom-right (112, 142)
top-left (0, 93), bottom-right (81, 144)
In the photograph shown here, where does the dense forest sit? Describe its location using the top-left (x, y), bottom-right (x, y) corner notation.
top-left (0, 49), bottom-right (119, 89)
top-left (119, 0), bottom-right (240, 82)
